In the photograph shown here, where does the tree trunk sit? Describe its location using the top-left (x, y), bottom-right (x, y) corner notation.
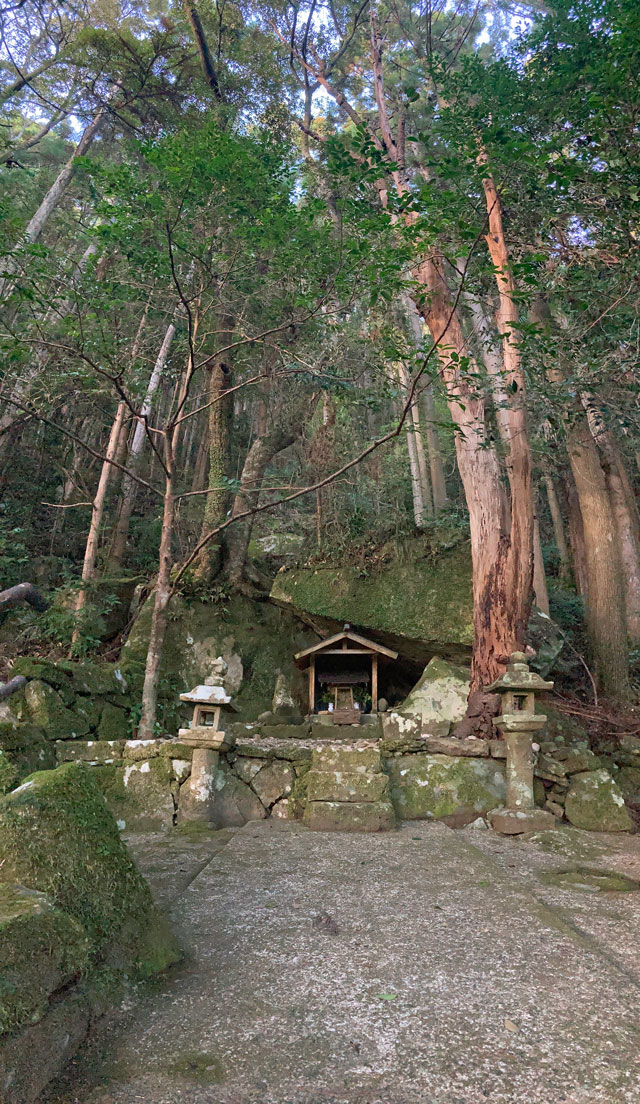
top-left (583, 395), bottom-right (640, 642)
top-left (223, 424), bottom-right (300, 587)
top-left (108, 323), bottom-right (176, 568)
top-left (532, 297), bottom-right (630, 700)
top-left (542, 466), bottom-right (572, 584)
top-left (533, 515), bottom-right (550, 615)
top-left (0, 110), bottom-right (105, 300)
top-left (195, 355), bottom-right (232, 581)
top-left (394, 360), bottom-right (430, 527)
top-left (565, 416), bottom-right (631, 701)
top-left (70, 401), bottom-right (127, 651)
top-left (138, 439), bottom-right (176, 739)
top-left (138, 353), bottom-right (192, 738)
top-left (566, 478), bottom-right (589, 600)
top-left (403, 294), bottom-right (448, 510)
top-left (413, 252), bottom-right (529, 690)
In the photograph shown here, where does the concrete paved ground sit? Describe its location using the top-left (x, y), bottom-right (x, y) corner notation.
top-left (44, 820), bottom-right (640, 1104)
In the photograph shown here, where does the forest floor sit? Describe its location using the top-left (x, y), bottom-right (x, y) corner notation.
top-left (44, 819), bottom-right (640, 1104)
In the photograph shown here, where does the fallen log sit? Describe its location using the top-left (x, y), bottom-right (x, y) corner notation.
top-left (0, 582), bottom-right (49, 614)
top-left (0, 674), bottom-right (27, 700)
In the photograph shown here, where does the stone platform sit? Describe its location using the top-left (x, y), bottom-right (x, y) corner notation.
top-left (43, 820), bottom-right (640, 1104)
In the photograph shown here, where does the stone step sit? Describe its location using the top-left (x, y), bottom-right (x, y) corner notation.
top-left (303, 800), bottom-right (396, 833)
top-left (311, 745), bottom-right (383, 774)
top-left (306, 769), bottom-right (390, 804)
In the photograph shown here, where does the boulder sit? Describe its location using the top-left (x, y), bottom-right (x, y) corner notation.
top-left (388, 754), bottom-right (506, 821)
top-left (0, 763), bottom-right (179, 971)
top-left (10, 658), bottom-right (75, 702)
top-left (271, 541), bottom-right (473, 666)
top-left (250, 761), bottom-right (295, 808)
top-left (271, 540), bottom-right (564, 674)
top-left (120, 593), bottom-right (315, 728)
top-left (564, 769), bottom-right (633, 832)
top-left (21, 681), bottom-right (89, 741)
top-left (396, 657), bottom-right (470, 736)
top-left (206, 762), bottom-right (266, 828)
top-left (0, 884), bottom-right (88, 1036)
top-left (271, 670), bottom-right (303, 724)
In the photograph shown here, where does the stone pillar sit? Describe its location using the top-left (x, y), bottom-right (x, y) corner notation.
top-left (504, 730), bottom-right (536, 811)
top-left (177, 748), bottom-right (219, 824)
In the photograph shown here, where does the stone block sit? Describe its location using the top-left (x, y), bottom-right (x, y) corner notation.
top-left (306, 769), bottom-right (389, 804)
top-left (564, 769), bottom-right (633, 832)
top-left (560, 749), bottom-right (601, 774)
top-left (261, 723), bottom-right (311, 741)
top-left (303, 800), bottom-right (396, 832)
top-left (122, 757), bottom-right (175, 830)
top-left (233, 757), bottom-right (266, 784)
top-left (250, 761), bottom-right (295, 808)
top-left (97, 702), bottom-right (129, 742)
top-left (614, 766), bottom-right (640, 801)
top-left (271, 797), bottom-right (293, 819)
top-left (388, 754), bottom-right (506, 821)
top-left (488, 807), bottom-right (556, 835)
top-left (55, 740), bottom-right (124, 764)
top-left (311, 746), bottom-right (382, 774)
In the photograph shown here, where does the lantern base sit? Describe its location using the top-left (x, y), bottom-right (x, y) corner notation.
top-left (488, 807), bottom-right (556, 835)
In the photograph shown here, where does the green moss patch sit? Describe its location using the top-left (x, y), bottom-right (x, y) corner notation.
top-left (0, 764), bottom-right (153, 956)
top-left (0, 883), bottom-right (89, 1034)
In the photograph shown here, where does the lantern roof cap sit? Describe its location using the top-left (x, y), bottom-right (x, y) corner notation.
top-left (487, 651), bottom-right (554, 693)
top-left (179, 683), bottom-right (237, 709)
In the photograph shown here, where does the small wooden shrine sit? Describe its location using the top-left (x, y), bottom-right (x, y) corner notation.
top-left (294, 625), bottom-right (398, 724)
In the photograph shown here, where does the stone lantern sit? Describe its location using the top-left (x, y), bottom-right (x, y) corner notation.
top-left (177, 657), bottom-right (237, 826)
top-left (178, 656), bottom-right (237, 752)
top-left (486, 651), bottom-right (556, 835)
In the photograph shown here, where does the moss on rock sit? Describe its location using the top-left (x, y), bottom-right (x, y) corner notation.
top-left (97, 702), bottom-right (130, 742)
top-left (271, 542), bottom-right (473, 666)
top-left (21, 681), bottom-right (90, 740)
top-left (0, 751), bottom-right (19, 794)
top-left (388, 754), bottom-right (506, 821)
top-left (120, 594), bottom-right (315, 728)
top-left (0, 764), bottom-right (153, 956)
top-left (564, 769), bottom-right (633, 832)
top-left (0, 884), bottom-right (89, 1035)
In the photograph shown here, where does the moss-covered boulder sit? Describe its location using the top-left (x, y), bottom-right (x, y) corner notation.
top-left (120, 593), bottom-right (316, 728)
top-left (387, 754), bottom-right (506, 821)
top-left (0, 884), bottom-right (89, 1035)
top-left (271, 541), bottom-right (473, 665)
top-left (10, 658), bottom-right (75, 703)
top-left (20, 681), bottom-right (89, 740)
top-left (0, 764), bottom-right (177, 968)
top-left (564, 769), bottom-right (633, 832)
top-left (397, 657), bottom-right (470, 736)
